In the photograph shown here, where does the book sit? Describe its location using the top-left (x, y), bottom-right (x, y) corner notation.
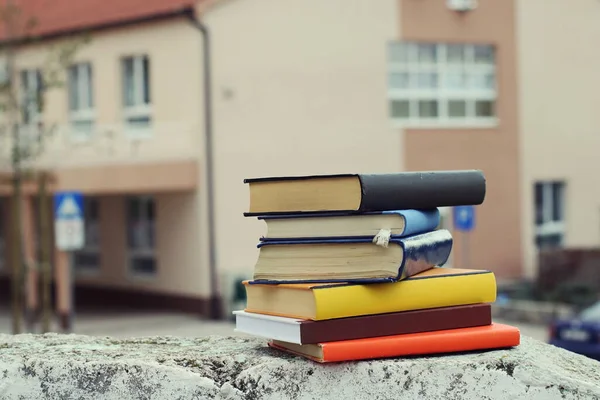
top-left (252, 229), bottom-right (452, 283)
top-left (259, 209), bottom-right (440, 241)
top-left (243, 170), bottom-right (486, 216)
top-left (244, 267), bottom-right (497, 320)
top-left (268, 323), bottom-right (520, 363)
top-left (234, 304), bottom-right (492, 344)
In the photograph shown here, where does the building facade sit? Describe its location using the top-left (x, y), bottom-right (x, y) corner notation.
top-left (0, 0), bottom-right (597, 319)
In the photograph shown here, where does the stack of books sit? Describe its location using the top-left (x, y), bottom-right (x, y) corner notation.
top-left (234, 170), bottom-right (520, 363)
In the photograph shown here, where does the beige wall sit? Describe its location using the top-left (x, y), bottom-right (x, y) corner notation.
top-left (9, 16), bottom-right (203, 169)
top-left (1, 17), bottom-right (210, 297)
top-left (517, 0), bottom-right (600, 277)
top-left (202, 0), bottom-right (403, 277)
top-left (75, 192), bottom-right (205, 297)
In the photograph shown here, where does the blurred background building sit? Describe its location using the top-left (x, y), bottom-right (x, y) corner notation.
top-left (0, 0), bottom-right (598, 321)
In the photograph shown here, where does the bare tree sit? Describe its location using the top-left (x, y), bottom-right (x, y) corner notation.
top-left (0, 0), bottom-right (88, 334)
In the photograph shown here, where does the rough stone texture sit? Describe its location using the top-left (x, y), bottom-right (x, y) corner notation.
top-left (0, 334), bottom-right (599, 400)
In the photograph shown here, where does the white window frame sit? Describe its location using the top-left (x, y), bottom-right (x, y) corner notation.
top-left (122, 55), bottom-right (152, 138)
top-left (126, 195), bottom-right (157, 279)
top-left (73, 197), bottom-right (101, 276)
top-left (534, 181), bottom-right (565, 248)
top-left (437, 207), bottom-right (453, 268)
top-left (387, 41), bottom-right (498, 129)
top-left (68, 62), bottom-right (95, 142)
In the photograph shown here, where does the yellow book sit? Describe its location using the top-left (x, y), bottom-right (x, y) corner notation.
top-left (244, 267), bottom-right (496, 320)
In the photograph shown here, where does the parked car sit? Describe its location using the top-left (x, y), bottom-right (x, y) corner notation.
top-left (548, 301), bottom-right (600, 360)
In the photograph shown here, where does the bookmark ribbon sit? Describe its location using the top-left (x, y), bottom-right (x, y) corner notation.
top-left (372, 228), bottom-right (391, 248)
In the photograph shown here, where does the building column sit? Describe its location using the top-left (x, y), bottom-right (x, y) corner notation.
top-left (54, 249), bottom-right (72, 332)
top-left (23, 196), bottom-right (38, 330)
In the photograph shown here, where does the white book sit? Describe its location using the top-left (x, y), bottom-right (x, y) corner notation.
top-left (233, 310), bottom-right (304, 344)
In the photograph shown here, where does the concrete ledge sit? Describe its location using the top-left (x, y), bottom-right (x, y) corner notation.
top-left (0, 334), bottom-right (599, 399)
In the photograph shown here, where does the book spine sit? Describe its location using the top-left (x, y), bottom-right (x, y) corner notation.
top-left (395, 208), bottom-right (440, 236)
top-left (357, 170), bottom-right (486, 211)
top-left (398, 229), bottom-right (453, 280)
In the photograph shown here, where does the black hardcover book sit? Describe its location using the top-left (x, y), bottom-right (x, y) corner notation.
top-left (244, 169), bottom-right (486, 216)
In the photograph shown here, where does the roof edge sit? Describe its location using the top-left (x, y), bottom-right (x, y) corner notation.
top-left (0, 5), bottom-right (195, 48)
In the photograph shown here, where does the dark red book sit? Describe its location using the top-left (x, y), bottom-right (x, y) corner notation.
top-left (234, 304), bottom-right (492, 344)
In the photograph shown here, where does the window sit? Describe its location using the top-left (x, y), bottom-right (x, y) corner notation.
top-left (127, 196), bottom-right (156, 276)
top-left (73, 197), bottom-right (101, 273)
top-left (436, 207), bottom-right (453, 268)
top-left (387, 42), bottom-right (497, 127)
top-left (534, 181), bottom-right (565, 250)
top-left (20, 69), bottom-right (43, 143)
top-left (68, 63), bottom-right (94, 140)
top-left (122, 55), bottom-right (151, 136)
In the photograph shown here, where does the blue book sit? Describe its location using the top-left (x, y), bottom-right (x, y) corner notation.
top-left (259, 209), bottom-right (440, 241)
top-left (251, 229), bottom-right (453, 284)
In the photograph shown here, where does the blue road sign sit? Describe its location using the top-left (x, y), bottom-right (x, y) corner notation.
top-left (54, 191), bottom-right (85, 251)
top-left (453, 205), bottom-right (475, 232)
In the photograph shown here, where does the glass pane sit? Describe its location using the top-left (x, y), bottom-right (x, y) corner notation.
top-left (72, 120), bottom-right (93, 135)
top-left (534, 183), bottom-right (544, 225)
top-left (448, 100), bottom-right (466, 117)
top-left (68, 66), bottom-right (79, 111)
top-left (143, 56), bottom-right (150, 104)
top-left (130, 256), bottom-right (156, 275)
top-left (388, 42), bottom-right (409, 63)
top-left (123, 58), bottom-right (135, 107)
top-left (128, 198), bottom-right (141, 221)
top-left (447, 44), bottom-right (465, 64)
top-left (86, 64), bottom-right (93, 109)
top-left (552, 182), bottom-right (564, 221)
top-left (146, 198), bottom-right (155, 221)
top-left (87, 198), bottom-right (99, 220)
top-left (471, 72), bottom-right (495, 90)
top-left (85, 222), bottom-right (100, 247)
top-left (130, 222), bottom-right (149, 248)
top-left (418, 44), bottom-right (437, 63)
top-left (388, 72), bottom-right (409, 89)
top-left (36, 70), bottom-right (43, 92)
top-left (475, 100), bottom-right (494, 117)
top-left (535, 233), bottom-right (563, 250)
top-left (474, 45), bottom-right (494, 64)
top-left (418, 100), bottom-right (438, 117)
top-left (580, 302), bottom-right (600, 321)
top-left (417, 72), bottom-right (438, 89)
top-left (389, 100), bottom-right (410, 119)
top-left (73, 251), bottom-right (100, 269)
top-left (20, 70), bottom-right (28, 91)
top-left (446, 71), bottom-right (467, 90)
top-left (126, 115), bottom-right (151, 129)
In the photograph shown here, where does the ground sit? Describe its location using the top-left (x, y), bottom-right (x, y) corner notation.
top-left (0, 307), bottom-right (549, 341)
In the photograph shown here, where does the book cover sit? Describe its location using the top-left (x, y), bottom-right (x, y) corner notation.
top-left (259, 208), bottom-right (441, 241)
top-left (268, 323), bottom-right (520, 363)
top-left (251, 229), bottom-right (453, 284)
top-left (234, 304), bottom-right (492, 344)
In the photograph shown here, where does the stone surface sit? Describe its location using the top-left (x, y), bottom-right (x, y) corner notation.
top-left (0, 333), bottom-right (599, 400)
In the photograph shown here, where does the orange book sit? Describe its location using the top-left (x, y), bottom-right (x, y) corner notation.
top-left (268, 323), bottom-right (520, 363)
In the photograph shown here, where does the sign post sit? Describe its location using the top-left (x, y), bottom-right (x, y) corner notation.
top-left (452, 205), bottom-right (475, 269)
top-left (53, 191), bottom-right (85, 332)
